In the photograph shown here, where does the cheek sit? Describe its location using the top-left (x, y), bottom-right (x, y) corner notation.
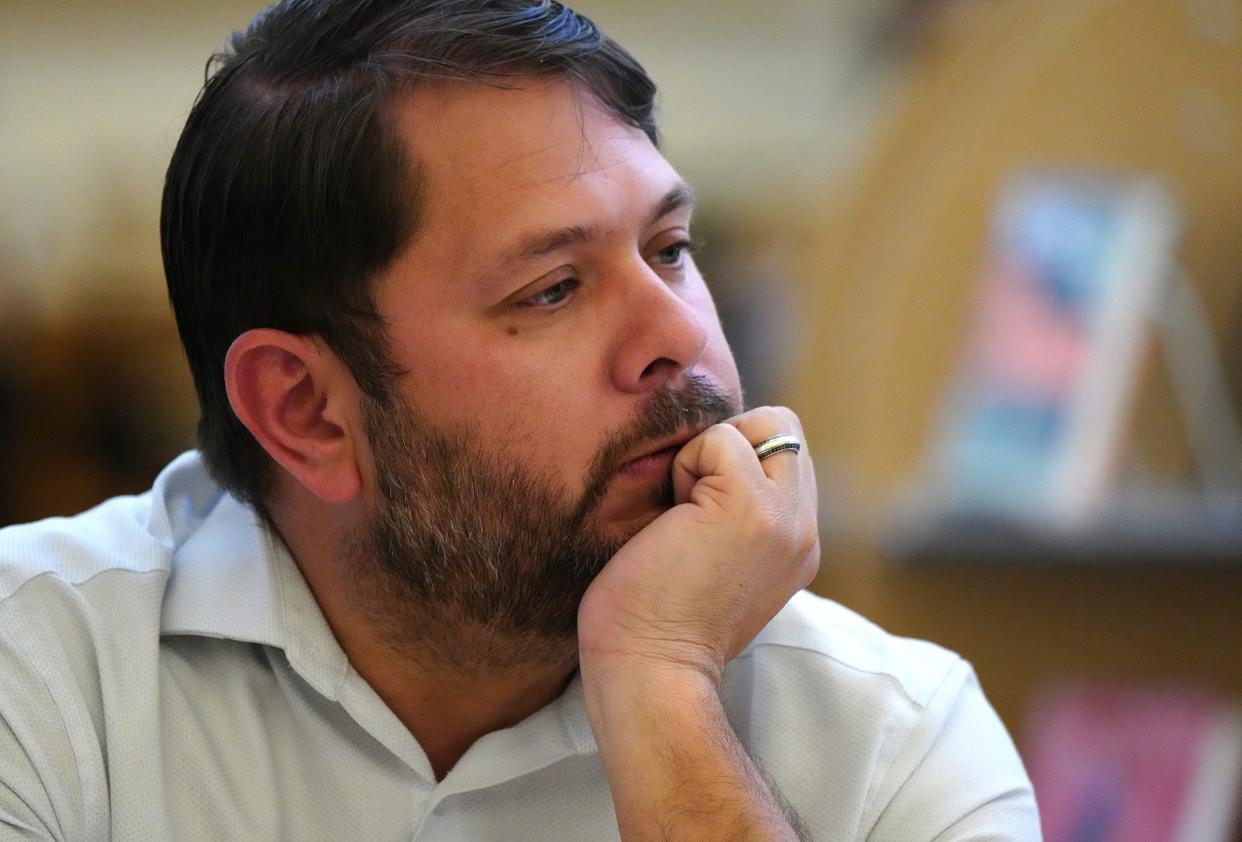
top-left (404, 333), bottom-right (606, 479)
top-left (684, 285), bottom-right (743, 400)
top-left (704, 338), bottom-right (744, 407)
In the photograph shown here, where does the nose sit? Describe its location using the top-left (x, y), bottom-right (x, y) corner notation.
top-left (608, 261), bottom-right (710, 394)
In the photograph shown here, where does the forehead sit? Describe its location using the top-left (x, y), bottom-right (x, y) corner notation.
top-left (392, 77), bottom-right (676, 241)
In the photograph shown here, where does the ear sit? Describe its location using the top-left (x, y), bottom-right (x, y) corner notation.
top-left (224, 329), bottom-right (362, 504)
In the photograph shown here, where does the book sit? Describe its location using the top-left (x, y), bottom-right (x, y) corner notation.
top-left (1025, 682), bottom-right (1242, 842)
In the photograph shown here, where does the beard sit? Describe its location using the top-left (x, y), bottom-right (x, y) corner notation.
top-left (344, 374), bottom-right (738, 675)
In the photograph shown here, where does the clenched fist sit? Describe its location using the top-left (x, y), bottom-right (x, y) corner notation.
top-left (577, 405), bottom-right (820, 686)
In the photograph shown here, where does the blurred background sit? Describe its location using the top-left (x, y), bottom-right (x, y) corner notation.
top-left (3, 0), bottom-right (1242, 835)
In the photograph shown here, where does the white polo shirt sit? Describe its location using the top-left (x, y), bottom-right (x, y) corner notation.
top-left (0, 452), bottom-right (1039, 841)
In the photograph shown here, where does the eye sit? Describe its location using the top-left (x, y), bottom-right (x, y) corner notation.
top-left (519, 277), bottom-right (579, 308)
top-left (654, 239), bottom-right (702, 268)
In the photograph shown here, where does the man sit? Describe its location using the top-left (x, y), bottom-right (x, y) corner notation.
top-left (0, 1), bottom-right (1039, 839)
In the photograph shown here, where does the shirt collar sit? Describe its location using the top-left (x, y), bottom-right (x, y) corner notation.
top-left (158, 452), bottom-right (350, 699)
top-left (152, 452), bottom-right (596, 762)
top-left (150, 454), bottom-right (596, 779)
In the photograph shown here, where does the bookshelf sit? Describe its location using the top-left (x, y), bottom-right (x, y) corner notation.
top-left (793, 2), bottom-right (1242, 820)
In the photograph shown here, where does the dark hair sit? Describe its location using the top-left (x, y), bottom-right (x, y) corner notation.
top-left (161, 0), bottom-right (658, 516)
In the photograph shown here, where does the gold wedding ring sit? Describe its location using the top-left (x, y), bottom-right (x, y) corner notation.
top-left (753, 434), bottom-right (802, 462)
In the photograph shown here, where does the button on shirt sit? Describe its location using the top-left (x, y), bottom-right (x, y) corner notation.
top-left (0, 453), bottom-right (1039, 840)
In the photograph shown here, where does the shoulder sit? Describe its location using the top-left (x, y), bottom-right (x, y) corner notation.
top-left (0, 453), bottom-right (223, 692)
top-left (0, 452), bottom-right (224, 607)
top-left (0, 493), bottom-right (165, 603)
top-left (724, 590), bottom-right (975, 785)
top-left (0, 451), bottom-right (233, 713)
top-left (0, 452), bottom-right (239, 683)
top-left (726, 591), bottom-right (1039, 840)
top-left (724, 589), bottom-right (977, 781)
top-left (0, 453), bottom-right (239, 839)
top-left (0, 487), bottom-right (171, 724)
top-left (737, 589), bottom-right (964, 712)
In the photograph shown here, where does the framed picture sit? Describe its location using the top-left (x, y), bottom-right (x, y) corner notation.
top-left (928, 173), bottom-right (1180, 527)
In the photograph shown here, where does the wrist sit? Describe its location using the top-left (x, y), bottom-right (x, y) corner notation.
top-left (579, 652), bottom-right (805, 841)
top-left (580, 647), bottom-right (723, 702)
top-left (578, 625), bottom-right (729, 684)
top-left (580, 655), bottom-right (724, 747)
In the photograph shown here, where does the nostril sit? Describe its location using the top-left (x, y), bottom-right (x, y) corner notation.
top-left (639, 357), bottom-right (678, 383)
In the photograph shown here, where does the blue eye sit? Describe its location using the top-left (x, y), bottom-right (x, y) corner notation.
top-left (656, 239), bottom-right (701, 267)
top-left (521, 277), bottom-right (579, 308)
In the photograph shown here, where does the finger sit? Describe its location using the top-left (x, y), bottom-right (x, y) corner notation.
top-left (728, 407), bottom-right (819, 566)
top-left (724, 407), bottom-right (808, 486)
top-left (670, 422), bottom-right (767, 505)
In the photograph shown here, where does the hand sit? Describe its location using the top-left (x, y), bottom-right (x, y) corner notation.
top-left (577, 406), bottom-right (820, 686)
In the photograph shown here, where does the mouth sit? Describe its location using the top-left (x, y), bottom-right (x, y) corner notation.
top-left (616, 430), bottom-right (701, 480)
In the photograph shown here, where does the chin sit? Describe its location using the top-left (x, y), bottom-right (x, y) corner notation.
top-left (585, 469), bottom-right (675, 548)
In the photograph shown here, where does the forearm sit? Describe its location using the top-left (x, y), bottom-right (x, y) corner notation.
top-left (583, 663), bottom-right (806, 842)
top-left (575, 408), bottom-right (819, 839)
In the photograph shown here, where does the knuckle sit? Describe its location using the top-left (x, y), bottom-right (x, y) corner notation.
top-left (761, 405), bottom-right (787, 424)
top-left (800, 528), bottom-right (820, 562)
top-left (776, 406), bottom-right (804, 433)
top-left (739, 405), bottom-right (776, 425)
top-left (768, 508), bottom-right (805, 550)
top-left (744, 501), bottom-right (783, 542)
top-left (754, 504), bottom-right (782, 536)
top-left (696, 423), bottom-right (735, 452)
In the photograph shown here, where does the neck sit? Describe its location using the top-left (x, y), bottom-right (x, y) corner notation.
top-left (272, 496), bottom-right (579, 780)
top-left (342, 620), bottom-right (578, 780)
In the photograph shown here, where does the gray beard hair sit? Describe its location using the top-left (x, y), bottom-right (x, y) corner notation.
top-left (342, 375), bottom-right (736, 677)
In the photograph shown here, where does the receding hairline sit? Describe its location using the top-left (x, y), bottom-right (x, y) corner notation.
top-left (376, 74), bottom-right (676, 270)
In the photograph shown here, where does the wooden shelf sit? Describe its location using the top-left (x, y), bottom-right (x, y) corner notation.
top-left (883, 492), bottom-right (1242, 566)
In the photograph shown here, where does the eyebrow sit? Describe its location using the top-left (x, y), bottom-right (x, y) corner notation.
top-left (499, 181), bottom-right (696, 267)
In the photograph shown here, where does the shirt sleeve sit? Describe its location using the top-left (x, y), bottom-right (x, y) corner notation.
top-left (864, 660), bottom-right (1042, 842)
top-left (0, 615), bottom-right (83, 842)
top-left (0, 780), bottom-right (54, 841)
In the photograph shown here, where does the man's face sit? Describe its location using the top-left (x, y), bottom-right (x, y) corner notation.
top-left (372, 77), bottom-right (742, 540)
top-left (348, 77), bottom-right (743, 658)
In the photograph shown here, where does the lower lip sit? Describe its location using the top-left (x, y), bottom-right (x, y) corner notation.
top-left (618, 446), bottom-right (679, 479)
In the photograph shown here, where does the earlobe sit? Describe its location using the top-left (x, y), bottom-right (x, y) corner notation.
top-left (224, 329), bottom-right (362, 504)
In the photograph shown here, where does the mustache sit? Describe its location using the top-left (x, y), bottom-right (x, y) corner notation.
top-left (570, 374), bottom-right (738, 523)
